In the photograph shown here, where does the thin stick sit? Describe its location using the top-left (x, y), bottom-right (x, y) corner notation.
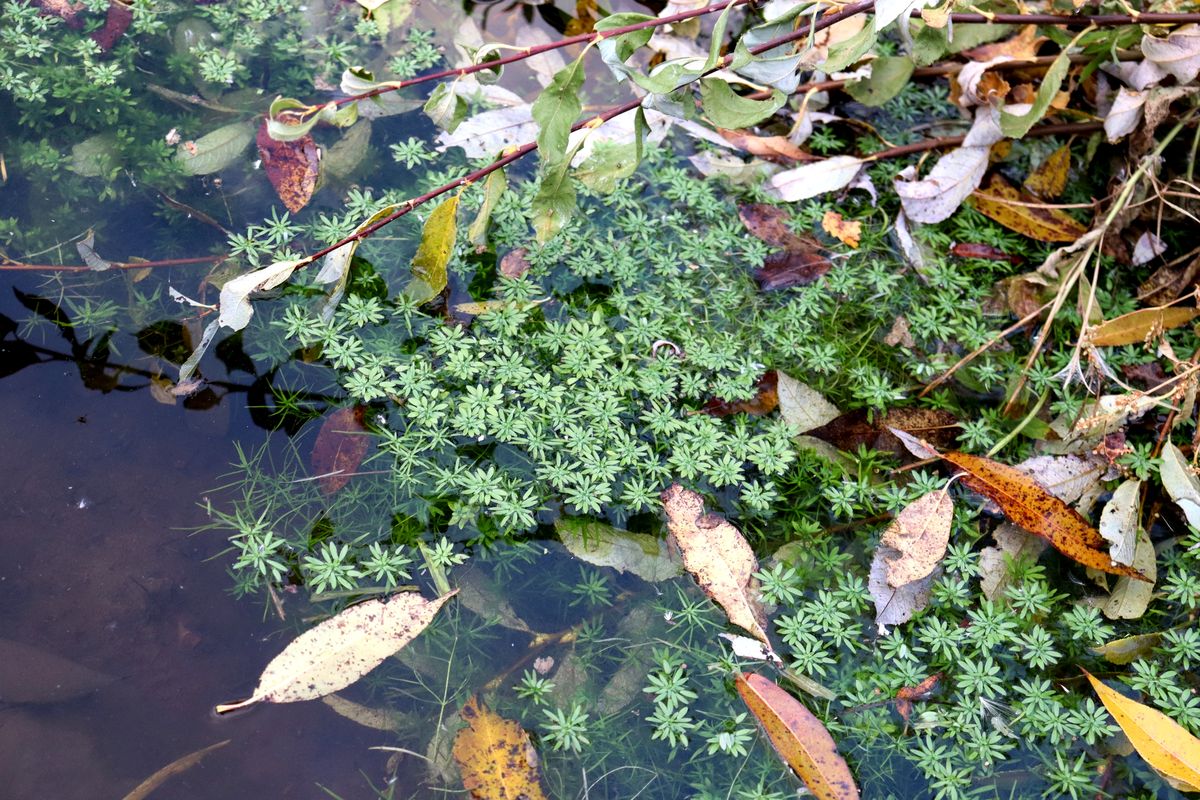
top-left (0, 255), bottom-right (226, 272)
top-left (868, 121), bottom-right (1104, 161)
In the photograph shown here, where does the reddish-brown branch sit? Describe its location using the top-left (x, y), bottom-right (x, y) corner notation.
top-left (934, 10), bottom-right (1200, 25)
top-left (867, 121), bottom-right (1104, 161)
top-left (0, 255), bottom-right (226, 272)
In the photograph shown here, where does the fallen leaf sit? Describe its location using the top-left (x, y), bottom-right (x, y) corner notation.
top-left (0, 638), bottom-right (115, 704)
top-left (979, 523), bottom-right (1048, 601)
top-left (1132, 231), bottom-right (1168, 266)
top-left (256, 123), bottom-right (320, 214)
top-left (1098, 478), bottom-right (1141, 566)
top-left (409, 194), bottom-right (460, 303)
top-left (738, 203), bottom-right (810, 249)
top-left (1159, 442), bottom-right (1200, 530)
top-left (1087, 306), bottom-right (1200, 347)
top-left (175, 120), bottom-right (256, 175)
top-left (735, 673), bottom-right (860, 800)
top-left (895, 673), bottom-right (941, 722)
top-left (218, 260), bottom-right (301, 331)
top-left (884, 315), bottom-right (916, 347)
top-left (766, 156), bottom-right (864, 202)
top-left (453, 695), bottom-right (548, 800)
top-left (720, 633), bottom-right (781, 663)
top-left (822, 211), bottom-right (862, 248)
top-left (436, 106), bottom-right (538, 159)
top-left (719, 128), bottom-right (815, 162)
top-left (961, 25), bottom-right (1045, 61)
top-left (869, 546), bottom-right (938, 628)
top-left (76, 231), bottom-right (112, 271)
top-left (457, 566), bottom-right (535, 633)
top-left (809, 408), bottom-right (959, 455)
top-left (121, 740), bottom-right (230, 800)
top-left (950, 242), bottom-right (1024, 264)
top-left (939, 448), bottom-right (1149, 581)
top-left (777, 371), bottom-right (841, 434)
top-left (214, 590), bottom-right (457, 713)
top-left (755, 249), bottom-right (833, 290)
top-left (1085, 670), bottom-right (1200, 792)
top-left (322, 693), bottom-right (408, 731)
top-left (1023, 144), bottom-right (1070, 199)
top-left (557, 516), bottom-right (682, 583)
top-left (1105, 88), bottom-right (1148, 143)
top-left (895, 146), bottom-right (989, 224)
top-left (702, 370), bottom-right (779, 416)
top-left (968, 174), bottom-right (1088, 242)
top-left (311, 406), bottom-right (368, 496)
top-left (880, 487), bottom-right (954, 587)
top-left (1102, 528), bottom-right (1156, 620)
top-left (662, 484), bottom-right (771, 647)
top-left (499, 248), bottom-right (530, 279)
top-left (1016, 453), bottom-right (1107, 508)
top-left (1092, 629), bottom-right (1177, 665)
top-left (1141, 24), bottom-right (1200, 87)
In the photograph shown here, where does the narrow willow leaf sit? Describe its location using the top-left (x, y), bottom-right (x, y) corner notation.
top-left (895, 146), bottom-right (989, 224)
top-left (556, 515), bottom-right (682, 582)
top-left (265, 98), bottom-right (336, 141)
top-left (845, 56), bottom-right (914, 106)
top-left (662, 484), bottom-right (772, 647)
top-left (409, 195), bottom-right (459, 303)
top-left (175, 120), bottom-right (255, 175)
top-left (531, 154), bottom-right (577, 243)
top-left (178, 319), bottom-right (219, 382)
top-left (340, 68), bottom-right (423, 118)
top-left (532, 53), bottom-right (586, 165)
top-left (766, 156), bottom-right (864, 202)
top-left (594, 12), bottom-right (655, 82)
top-left (452, 696), bottom-right (548, 800)
top-left (699, 79), bottom-right (786, 129)
top-left (821, 23), bottom-right (876, 73)
top-left (215, 591), bottom-right (457, 713)
top-left (1088, 306), bottom-right (1200, 347)
top-left (1085, 670), bottom-right (1200, 792)
top-left (736, 673), bottom-right (860, 800)
top-left (315, 203), bottom-right (402, 320)
top-left (456, 566), bottom-right (533, 633)
top-left (0, 638), bottom-right (115, 704)
top-left (218, 260), bottom-right (301, 331)
top-left (999, 31), bottom-right (1084, 138)
top-left (322, 694), bottom-right (408, 731)
top-left (468, 167), bottom-right (507, 247)
top-left (321, 120), bottom-right (372, 179)
top-left (121, 740), bottom-right (230, 800)
top-left (968, 173), bottom-right (1088, 243)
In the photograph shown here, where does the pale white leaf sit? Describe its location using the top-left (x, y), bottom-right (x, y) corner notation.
top-left (979, 523), bottom-right (1048, 601)
top-left (894, 145), bottom-right (989, 224)
top-left (218, 260), bottom-right (301, 331)
top-left (1160, 441), bottom-right (1200, 530)
top-left (178, 320), bottom-right (219, 382)
top-left (688, 152), bottom-right (780, 184)
top-left (777, 371), bottom-right (840, 433)
top-left (1099, 478), bottom-right (1141, 567)
top-left (435, 106), bottom-right (537, 159)
top-left (1142, 24), bottom-right (1200, 85)
top-left (1132, 231), bottom-right (1167, 266)
top-left (869, 547), bottom-right (937, 630)
top-left (1102, 529), bottom-right (1156, 620)
top-left (1105, 89), bottom-right (1148, 142)
top-left (765, 155), bottom-right (864, 202)
top-left (962, 103), bottom-right (1008, 147)
top-left (719, 633), bottom-right (781, 664)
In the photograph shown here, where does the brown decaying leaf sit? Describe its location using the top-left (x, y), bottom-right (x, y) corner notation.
top-left (880, 487), bottom-right (954, 588)
top-left (736, 673), bottom-right (860, 800)
top-left (0, 638), bottom-right (115, 704)
top-left (962, 25), bottom-right (1046, 61)
top-left (821, 211), bottom-right (861, 248)
top-left (1088, 306), bottom-right (1200, 347)
top-left (968, 174), bottom-right (1088, 242)
top-left (121, 740), bottom-right (230, 800)
top-left (498, 248), bottom-right (530, 279)
top-left (940, 449), bottom-right (1150, 581)
top-left (809, 408), bottom-right (958, 456)
top-left (1085, 670), bottom-right (1200, 792)
top-left (719, 128), bottom-right (816, 162)
top-left (92, 0), bottom-right (133, 52)
top-left (311, 406), bottom-right (369, 495)
top-left (738, 203), bottom-right (832, 290)
top-left (895, 673), bottom-right (942, 722)
top-left (702, 370), bottom-right (779, 417)
top-left (662, 484), bottom-right (771, 646)
top-left (738, 203), bottom-right (812, 249)
top-left (1023, 144), bottom-right (1070, 199)
top-left (452, 695), bottom-right (549, 800)
top-left (256, 122), bottom-right (320, 213)
top-left (950, 242), bottom-right (1024, 264)
top-left (214, 590), bottom-right (457, 713)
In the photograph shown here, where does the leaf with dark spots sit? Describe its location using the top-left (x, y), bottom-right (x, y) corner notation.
top-left (311, 406), bottom-right (369, 495)
top-left (950, 242), bottom-right (1023, 265)
top-left (256, 122), bottom-right (320, 213)
top-left (968, 174), bottom-right (1088, 243)
top-left (452, 695), bottom-right (548, 800)
top-left (702, 370), bottom-right (778, 416)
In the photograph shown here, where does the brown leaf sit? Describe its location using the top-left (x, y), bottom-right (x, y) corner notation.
top-left (1140, 254), bottom-right (1200, 305)
top-left (738, 203), bottom-right (807, 249)
top-left (756, 250), bottom-right (833, 290)
top-left (940, 449), bottom-right (1150, 580)
top-left (662, 484), bottom-right (771, 646)
top-left (121, 740), bottom-right (230, 800)
top-left (968, 174), bottom-right (1088, 242)
top-left (736, 673), bottom-right (860, 800)
top-left (1023, 144), bottom-right (1070, 199)
top-left (719, 129), bottom-right (816, 162)
top-left (950, 242), bottom-right (1024, 264)
top-left (880, 488), bottom-right (954, 587)
top-left (33, 0), bottom-right (86, 27)
top-left (702, 370), bottom-right (779, 417)
top-left (821, 211), bottom-right (861, 248)
top-left (311, 406), bottom-right (369, 496)
top-left (808, 408), bottom-right (958, 456)
top-left (499, 248), bottom-right (530, 279)
top-left (452, 695), bottom-right (549, 800)
top-left (895, 673), bottom-right (941, 722)
top-left (257, 122), bottom-right (320, 214)
top-left (1088, 306), bottom-right (1200, 347)
top-left (962, 26), bottom-right (1046, 61)
top-left (92, 0), bottom-right (133, 52)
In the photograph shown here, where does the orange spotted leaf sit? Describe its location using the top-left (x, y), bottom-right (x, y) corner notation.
top-left (311, 406), bottom-right (368, 496)
top-left (257, 122), bottom-right (320, 213)
top-left (940, 449), bottom-right (1150, 581)
top-left (968, 174), bottom-right (1087, 243)
top-left (736, 673), bottom-right (859, 799)
top-left (452, 695), bottom-right (549, 800)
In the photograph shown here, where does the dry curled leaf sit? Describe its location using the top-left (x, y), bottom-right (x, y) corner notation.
top-left (880, 487), bottom-right (954, 587)
top-left (257, 123), bottom-right (319, 214)
top-left (662, 484), bottom-right (771, 647)
top-left (895, 673), bottom-right (942, 722)
top-left (452, 695), bottom-right (548, 800)
top-left (736, 673), bottom-right (860, 800)
top-left (719, 128), bottom-right (815, 162)
top-left (821, 211), bottom-right (861, 248)
top-left (969, 174), bottom-right (1088, 242)
top-left (214, 591), bottom-right (457, 713)
top-left (1087, 306), bottom-right (1200, 347)
top-left (1085, 670), bottom-right (1200, 792)
top-left (311, 406), bottom-right (369, 496)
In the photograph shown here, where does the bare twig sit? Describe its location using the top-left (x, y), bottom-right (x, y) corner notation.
top-left (0, 255), bottom-right (227, 272)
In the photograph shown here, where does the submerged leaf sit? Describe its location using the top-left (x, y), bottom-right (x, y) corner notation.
top-left (1102, 528), bottom-right (1156, 620)
top-left (215, 591), bottom-right (457, 713)
top-left (257, 122), bottom-right (320, 213)
top-left (311, 407), bottom-right (368, 496)
top-left (0, 638), bottom-right (115, 704)
top-left (736, 673), bottom-right (860, 799)
top-left (1086, 670), bottom-right (1200, 792)
top-left (121, 740), bottom-right (230, 800)
top-left (778, 372), bottom-right (841, 434)
top-left (662, 484), bottom-right (771, 646)
top-left (176, 120), bottom-right (255, 175)
top-left (869, 546), bottom-right (937, 628)
top-left (452, 695), bottom-right (548, 800)
top-left (556, 516), bottom-right (682, 583)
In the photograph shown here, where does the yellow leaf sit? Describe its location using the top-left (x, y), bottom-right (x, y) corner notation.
top-left (121, 740), bottom-right (230, 800)
top-left (968, 174), bottom-right (1088, 242)
top-left (409, 195), bottom-right (459, 304)
top-left (880, 487), bottom-right (953, 587)
top-left (215, 591), bottom-right (457, 713)
top-left (1023, 144), bottom-right (1071, 199)
top-left (1085, 670), bottom-right (1200, 792)
top-left (1088, 306), bottom-right (1200, 347)
top-left (452, 695), bottom-right (548, 800)
top-left (661, 484), bottom-right (772, 647)
top-left (736, 673), bottom-right (860, 799)
top-left (821, 211), bottom-right (862, 248)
